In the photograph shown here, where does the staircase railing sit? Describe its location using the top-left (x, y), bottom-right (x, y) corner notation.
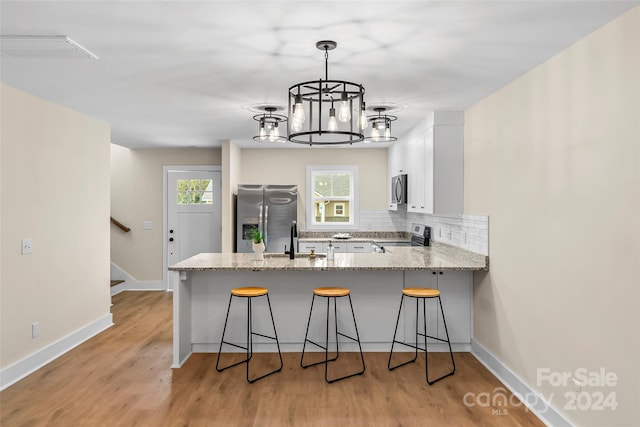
top-left (110, 216), bottom-right (131, 233)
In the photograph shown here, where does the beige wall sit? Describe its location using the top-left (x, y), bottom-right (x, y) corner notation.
top-left (221, 141), bottom-right (242, 253)
top-left (465, 7), bottom-right (639, 426)
top-left (239, 148), bottom-right (388, 229)
top-left (110, 146), bottom-right (221, 280)
top-left (1, 84), bottom-right (111, 368)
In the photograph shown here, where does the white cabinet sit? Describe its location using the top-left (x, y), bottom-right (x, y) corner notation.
top-left (329, 242), bottom-right (348, 253)
top-left (298, 242), bottom-right (325, 253)
top-left (390, 111), bottom-right (464, 215)
top-left (298, 241), bottom-right (371, 253)
top-left (346, 242), bottom-right (372, 253)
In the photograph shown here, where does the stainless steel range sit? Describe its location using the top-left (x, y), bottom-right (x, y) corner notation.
top-left (373, 223), bottom-right (431, 252)
top-left (408, 223), bottom-right (431, 246)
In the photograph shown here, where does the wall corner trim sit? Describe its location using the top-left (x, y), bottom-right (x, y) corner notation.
top-left (471, 340), bottom-right (573, 427)
top-left (0, 313), bottom-right (113, 391)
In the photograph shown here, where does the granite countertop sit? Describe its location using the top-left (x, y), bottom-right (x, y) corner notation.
top-left (169, 242), bottom-right (488, 272)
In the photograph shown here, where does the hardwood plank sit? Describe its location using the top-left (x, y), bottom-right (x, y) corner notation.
top-left (0, 291), bottom-right (544, 426)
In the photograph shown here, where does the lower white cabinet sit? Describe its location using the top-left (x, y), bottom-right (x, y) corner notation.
top-left (329, 242), bottom-right (348, 253)
top-left (298, 242), bottom-right (325, 253)
top-left (298, 241), bottom-right (372, 253)
top-left (346, 242), bottom-right (372, 253)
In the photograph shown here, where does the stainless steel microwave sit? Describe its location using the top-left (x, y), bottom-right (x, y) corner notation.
top-left (391, 174), bottom-right (407, 204)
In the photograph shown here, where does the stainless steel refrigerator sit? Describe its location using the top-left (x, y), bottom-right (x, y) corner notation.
top-left (236, 184), bottom-right (297, 253)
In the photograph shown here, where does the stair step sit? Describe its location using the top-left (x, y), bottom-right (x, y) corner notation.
top-left (110, 280), bottom-right (125, 287)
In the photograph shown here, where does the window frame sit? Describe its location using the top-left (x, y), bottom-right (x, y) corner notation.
top-left (306, 165), bottom-right (359, 231)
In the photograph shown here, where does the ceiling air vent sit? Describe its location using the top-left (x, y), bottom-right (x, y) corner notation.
top-left (0, 35), bottom-right (98, 59)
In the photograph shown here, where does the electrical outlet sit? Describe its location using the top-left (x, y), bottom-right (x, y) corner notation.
top-left (32, 322), bottom-right (39, 338)
top-left (22, 239), bottom-right (33, 255)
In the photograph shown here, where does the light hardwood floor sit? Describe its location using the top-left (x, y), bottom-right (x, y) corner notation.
top-left (0, 291), bottom-right (544, 426)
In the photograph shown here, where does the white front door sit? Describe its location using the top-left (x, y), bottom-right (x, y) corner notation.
top-left (167, 170), bottom-right (221, 273)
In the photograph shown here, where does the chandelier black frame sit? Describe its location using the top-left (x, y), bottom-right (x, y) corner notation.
top-left (253, 106), bottom-right (288, 143)
top-left (287, 41), bottom-right (366, 146)
top-left (364, 107), bottom-right (398, 143)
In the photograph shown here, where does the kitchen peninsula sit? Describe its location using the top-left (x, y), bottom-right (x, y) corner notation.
top-left (169, 244), bottom-right (487, 368)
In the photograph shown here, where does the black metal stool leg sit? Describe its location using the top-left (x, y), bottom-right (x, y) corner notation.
top-left (217, 294), bottom-right (248, 372)
top-left (425, 295), bottom-right (455, 385)
top-left (388, 295), bottom-right (419, 371)
top-left (301, 294), bottom-right (338, 369)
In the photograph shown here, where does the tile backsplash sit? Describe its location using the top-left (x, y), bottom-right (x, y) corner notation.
top-left (359, 209), bottom-right (489, 255)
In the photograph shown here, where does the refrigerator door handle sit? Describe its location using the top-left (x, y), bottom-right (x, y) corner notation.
top-left (263, 204), bottom-right (269, 249)
top-left (258, 204), bottom-right (263, 230)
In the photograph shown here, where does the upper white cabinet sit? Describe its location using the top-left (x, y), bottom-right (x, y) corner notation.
top-left (388, 111), bottom-right (464, 215)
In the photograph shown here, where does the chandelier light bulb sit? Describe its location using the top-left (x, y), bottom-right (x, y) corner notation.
top-left (359, 109), bottom-right (368, 130)
top-left (291, 118), bottom-right (302, 132)
top-left (338, 92), bottom-right (351, 123)
top-left (269, 122), bottom-right (279, 142)
top-left (328, 107), bottom-right (338, 131)
top-left (259, 121), bottom-right (267, 140)
top-left (293, 94), bottom-right (305, 124)
top-left (371, 126), bottom-right (380, 140)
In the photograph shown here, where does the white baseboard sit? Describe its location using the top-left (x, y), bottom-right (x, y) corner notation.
top-left (0, 313), bottom-right (113, 391)
top-left (111, 262), bottom-right (165, 296)
top-left (471, 340), bottom-right (572, 427)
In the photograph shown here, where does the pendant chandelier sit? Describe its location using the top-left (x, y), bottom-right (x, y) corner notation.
top-left (364, 107), bottom-right (397, 143)
top-left (253, 106), bottom-right (288, 143)
top-left (288, 41), bottom-right (366, 145)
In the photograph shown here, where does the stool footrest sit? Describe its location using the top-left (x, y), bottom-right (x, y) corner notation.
top-left (303, 338), bottom-right (327, 351)
top-left (417, 332), bottom-right (452, 343)
top-left (220, 341), bottom-right (248, 351)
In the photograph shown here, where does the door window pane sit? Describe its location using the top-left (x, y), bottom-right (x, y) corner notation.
top-left (177, 179), bottom-right (214, 205)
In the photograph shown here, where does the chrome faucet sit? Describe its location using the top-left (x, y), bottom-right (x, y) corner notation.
top-left (285, 220), bottom-right (297, 259)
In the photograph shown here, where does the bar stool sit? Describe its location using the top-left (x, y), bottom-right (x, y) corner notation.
top-left (300, 287), bottom-right (366, 383)
top-left (216, 286), bottom-right (283, 383)
top-left (388, 287), bottom-right (455, 385)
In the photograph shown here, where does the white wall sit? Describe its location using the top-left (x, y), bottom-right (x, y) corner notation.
top-left (110, 145), bottom-right (221, 281)
top-left (239, 148), bottom-right (388, 230)
top-left (464, 7), bottom-right (639, 426)
top-left (1, 84), bottom-right (111, 369)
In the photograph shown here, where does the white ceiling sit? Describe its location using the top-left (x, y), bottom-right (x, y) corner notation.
top-left (1, 1), bottom-right (637, 149)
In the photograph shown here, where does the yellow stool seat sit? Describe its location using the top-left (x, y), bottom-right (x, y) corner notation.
top-left (314, 287), bottom-right (350, 297)
top-left (231, 286), bottom-right (268, 297)
top-left (402, 287), bottom-right (440, 298)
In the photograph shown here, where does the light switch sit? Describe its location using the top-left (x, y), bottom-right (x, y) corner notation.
top-left (142, 221), bottom-right (153, 230)
top-left (22, 239), bottom-right (33, 255)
